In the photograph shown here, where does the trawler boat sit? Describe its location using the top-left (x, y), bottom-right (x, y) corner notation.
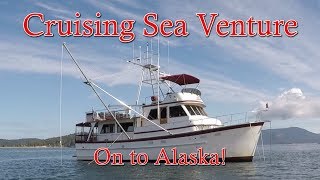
top-left (63, 43), bottom-right (264, 162)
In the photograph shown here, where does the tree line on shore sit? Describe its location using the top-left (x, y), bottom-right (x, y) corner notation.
top-left (0, 134), bottom-right (75, 147)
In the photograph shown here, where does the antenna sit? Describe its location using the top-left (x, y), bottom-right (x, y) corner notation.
top-left (157, 35), bottom-right (160, 122)
top-left (167, 40), bottom-right (170, 73)
top-left (132, 41), bottom-right (135, 60)
top-left (146, 42), bottom-right (149, 64)
top-left (139, 46), bottom-right (141, 61)
top-left (167, 40), bottom-right (171, 92)
top-left (151, 39), bottom-right (153, 65)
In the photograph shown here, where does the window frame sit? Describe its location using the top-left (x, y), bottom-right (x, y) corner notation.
top-left (198, 106), bottom-right (207, 116)
top-left (185, 105), bottom-right (207, 116)
top-left (169, 105), bottom-right (187, 118)
top-left (192, 105), bottom-right (202, 115)
top-left (185, 105), bottom-right (196, 115)
top-left (148, 109), bottom-right (158, 120)
top-left (100, 124), bottom-right (115, 134)
top-left (117, 122), bottom-right (134, 132)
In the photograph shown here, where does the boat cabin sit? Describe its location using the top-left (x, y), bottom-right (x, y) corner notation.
top-left (75, 73), bottom-right (222, 142)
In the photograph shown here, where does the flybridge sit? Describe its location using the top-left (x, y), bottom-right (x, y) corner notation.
top-left (22, 12), bottom-right (298, 42)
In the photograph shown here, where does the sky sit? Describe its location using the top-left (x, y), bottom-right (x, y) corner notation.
top-left (0, 0), bottom-right (320, 139)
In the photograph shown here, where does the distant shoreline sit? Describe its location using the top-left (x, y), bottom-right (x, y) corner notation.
top-left (0, 134), bottom-right (75, 148)
top-left (1, 127), bottom-right (320, 147)
top-left (0, 146), bottom-right (73, 148)
top-left (0, 143), bottom-right (318, 149)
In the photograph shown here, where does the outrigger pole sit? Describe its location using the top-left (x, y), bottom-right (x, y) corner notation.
top-left (62, 43), bottom-right (172, 136)
top-left (62, 43), bottom-right (131, 140)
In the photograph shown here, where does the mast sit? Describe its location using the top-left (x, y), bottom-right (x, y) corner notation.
top-left (128, 40), bottom-right (176, 134)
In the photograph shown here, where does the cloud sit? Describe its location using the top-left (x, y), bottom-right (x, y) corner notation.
top-left (158, 0), bottom-right (320, 92)
top-left (0, 36), bottom-right (268, 106)
top-left (155, 58), bottom-right (269, 104)
top-left (33, 1), bottom-right (70, 15)
top-left (85, 0), bottom-right (143, 23)
top-left (258, 88), bottom-right (320, 120)
top-left (201, 78), bottom-right (266, 104)
top-left (4, 0), bottom-right (318, 107)
top-left (0, 39), bottom-right (142, 86)
top-left (32, 1), bottom-right (75, 20)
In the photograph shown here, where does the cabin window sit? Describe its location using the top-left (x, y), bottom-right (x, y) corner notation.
top-left (198, 106), bottom-right (207, 116)
top-left (148, 109), bottom-right (158, 120)
top-left (185, 105), bottom-right (196, 115)
top-left (101, 124), bottom-right (115, 134)
top-left (117, 122), bottom-right (134, 132)
top-left (193, 106), bottom-right (202, 115)
top-left (186, 105), bottom-right (207, 116)
top-left (148, 107), bottom-right (167, 120)
top-left (169, 106), bottom-right (187, 118)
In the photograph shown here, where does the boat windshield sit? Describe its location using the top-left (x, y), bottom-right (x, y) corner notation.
top-left (185, 105), bottom-right (207, 116)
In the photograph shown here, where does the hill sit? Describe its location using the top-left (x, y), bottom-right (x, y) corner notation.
top-left (260, 127), bottom-right (320, 144)
top-left (0, 134), bottom-right (74, 147)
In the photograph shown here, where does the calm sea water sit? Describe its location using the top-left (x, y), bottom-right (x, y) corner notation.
top-left (0, 144), bottom-right (319, 180)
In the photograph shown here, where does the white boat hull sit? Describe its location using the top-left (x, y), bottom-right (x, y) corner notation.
top-left (75, 122), bottom-right (263, 162)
